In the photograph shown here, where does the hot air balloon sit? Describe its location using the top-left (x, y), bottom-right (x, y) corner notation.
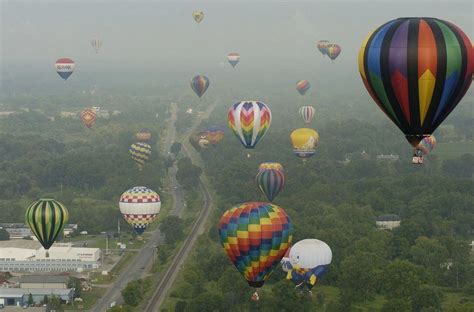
top-left (359, 18), bottom-right (473, 156)
top-left (327, 44), bottom-right (341, 61)
top-left (91, 39), bottom-right (102, 53)
top-left (219, 202), bottom-right (293, 300)
top-left (290, 128), bottom-right (319, 158)
top-left (299, 106), bottom-right (316, 124)
top-left (228, 101), bottom-right (272, 156)
top-left (417, 135), bottom-right (437, 155)
top-left (119, 186), bottom-right (161, 235)
top-left (191, 75), bottom-right (210, 98)
top-left (189, 130), bottom-right (210, 150)
top-left (205, 126), bottom-right (225, 146)
top-left (136, 129), bottom-right (152, 142)
top-left (227, 53), bottom-right (240, 68)
top-left (55, 58), bottom-right (75, 81)
top-left (280, 239), bottom-right (332, 292)
top-left (129, 142), bottom-right (152, 171)
top-left (25, 199), bottom-right (69, 257)
top-left (192, 10), bottom-right (204, 23)
top-left (80, 108), bottom-right (97, 129)
top-left (296, 80), bottom-right (310, 96)
top-left (317, 40), bottom-right (330, 56)
top-left (256, 163), bottom-right (285, 202)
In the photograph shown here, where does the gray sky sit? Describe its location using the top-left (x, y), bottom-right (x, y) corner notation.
top-left (1, 0), bottom-right (473, 86)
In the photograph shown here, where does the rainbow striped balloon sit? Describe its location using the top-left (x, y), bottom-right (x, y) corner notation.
top-left (359, 18), bottom-right (473, 147)
top-left (256, 163), bottom-right (285, 202)
top-left (218, 202), bottom-right (293, 288)
top-left (296, 80), bottom-right (310, 96)
top-left (190, 75), bottom-right (210, 98)
top-left (417, 135), bottom-right (437, 155)
top-left (228, 101), bottom-right (272, 149)
top-left (299, 106), bottom-right (316, 124)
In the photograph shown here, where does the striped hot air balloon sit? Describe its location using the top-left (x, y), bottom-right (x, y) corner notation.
top-left (25, 199), bottom-right (69, 257)
top-left (359, 18), bottom-right (473, 148)
top-left (296, 80), bottom-right (310, 96)
top-left (80, 108), bottom-right (97, 128)
top-left (227, 52), bottom-right (240, 68)
top-left (129, 142), bottom-right (152, 171)
top-left (327, 44), bottom-right (341, 61)
top-left (299, 106), bottom-right (316, 124)
top-left (317, 40), bottom-right (330, 56)
top-left (190, 75), bottom-right (210, 98)
top-left (205, 126), bottom-right (225, 146)
top-left (256, 163), bottom-right (285, 202)
top-left (91, 39), bottom-right (102, 53)
top-left (119, 186), bottom-right (161, 235)
top-left (218, 202), bottom-right (293, 292)
top-left (55, 58), bottom-right (75, 81)
top-left (228, 101), bottom-right (272, 152)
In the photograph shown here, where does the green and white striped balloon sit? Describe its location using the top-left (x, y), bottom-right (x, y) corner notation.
top-left (25, 199), bottom-right (69, 251)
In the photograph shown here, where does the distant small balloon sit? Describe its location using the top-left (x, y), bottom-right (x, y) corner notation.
top-left (290, 128), bottom-right (319, 158)
top-left (190, 75), bottom-right (210, 98)
top-left (317, 40), bottom-right (330, 56)
top-left (55, 58), bottom-right (75, 81)
top-left (227, 53), bottom-right (240, 68)
top-left (91, 39), bottom-right (102, 53)
top-left (192, 10), bottom-right (204, 23)
top-left (299, 106), bottom-right (316, 124)
top-left (296, 80), bottom-right (310, 96)
top-left (327, 44), bottom-right (341, 61)
top-left (80, 108), bottom-right (97, 128)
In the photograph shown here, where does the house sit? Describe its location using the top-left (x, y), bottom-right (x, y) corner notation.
top-left (376, 154), bottom-right (400, 162)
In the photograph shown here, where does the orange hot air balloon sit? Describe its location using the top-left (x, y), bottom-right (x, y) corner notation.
top-left (80, 108), bottom-right (97, 128)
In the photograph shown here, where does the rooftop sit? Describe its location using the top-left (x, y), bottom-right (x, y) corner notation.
top-left (0, 288), bottom-right (72, 296)
top-left (19, 275), bottom-right (68, 284)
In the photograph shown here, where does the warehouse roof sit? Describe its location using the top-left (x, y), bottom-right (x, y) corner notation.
top-left (19, 275), bottom-right (68, 284)
top-left (0, 288), bottom-right (72, 296)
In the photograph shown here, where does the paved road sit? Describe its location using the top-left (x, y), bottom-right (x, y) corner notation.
top-left (144, 101), bottom-right (218, 311)
top-left (91, 103), bottom-right (182, 312)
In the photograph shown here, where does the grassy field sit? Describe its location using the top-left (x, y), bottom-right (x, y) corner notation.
top-left (434, 141), bottom-right (474, 160)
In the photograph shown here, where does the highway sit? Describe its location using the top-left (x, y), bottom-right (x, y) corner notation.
top-left (92, 103), bottom-right (182, 312)
top-left (144, 101), bottom-right (217, 311)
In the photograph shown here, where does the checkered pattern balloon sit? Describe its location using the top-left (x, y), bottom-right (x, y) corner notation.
top-left (119, 186), bottom-right (161, 235)
top-left (218, 202), bottom-right (293, 288)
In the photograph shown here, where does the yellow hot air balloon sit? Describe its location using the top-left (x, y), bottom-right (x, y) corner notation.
top-left (290, 128), bottom-right (319, 158)
top-left (192, 10), bottom-right (204, 23)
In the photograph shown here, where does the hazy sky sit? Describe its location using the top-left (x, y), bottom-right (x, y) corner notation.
top-left (1, 0), bottom-right (473, 89)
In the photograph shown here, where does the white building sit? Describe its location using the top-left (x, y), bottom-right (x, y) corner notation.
top-left (0, 241), bottom-right (100, 273)
top-left (376, 214), bottom-right (401, 230)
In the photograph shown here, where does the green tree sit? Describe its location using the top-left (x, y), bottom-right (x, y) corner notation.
top-left (160, 216), bottom-right (184, 245)
top-left (411, 286), bottom-right (444, 311)
top-left (381, 298), bottom-right (411, 312)
top-left (68, 276), bottom-right (82, 298)
top-left (43, 295), bottom-right (49, 304)
top-left (170, 142), bottom-right (182, 156)
top-left (27, 293), bottom-right (33, 306)
top-left (380, 260), bottom-right (425, 299)
top-left (121, 280), bottom-right (143, 306)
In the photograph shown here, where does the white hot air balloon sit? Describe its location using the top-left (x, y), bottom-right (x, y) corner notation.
top-left (119, 186), bottom-right (161, 235)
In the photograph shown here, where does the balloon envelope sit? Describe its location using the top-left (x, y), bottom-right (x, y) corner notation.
top-left (256, 163), bottom-right (285, 202)
top-left (119, 186), bottom-right (161, 235)
top-left (218, 202), bottom-right (293, 288)
top-left (227, 53), bottom-right (240, 68)
top-left (136, 129), bottom-right (152, 142)
top-left (296, 80), bottom-right (310, 96)
top-left (129, 142), bottom-right (152, 170)
top-left (317, 40), bottom-right (330, 55)
top-left (299, 106), bottom-right (316, 124)
top-left (359, 18), bottom-right (474, 147)
top-left (80, 108), bottom-right (97, 128)
top-left (417, 135), bottom-right (437, 155)
top-left (91, 39), bottom-right (102, 53)
top-left (55, 58), bottom-right (75, 81)
top-left (192, 10), bottom-right (204, 23)
top-left (228, 101), bottom-right (272, 149)
top-left (190, 75), bottom-right (210, 98)
top-left (290, 128), bottom-right (319, 158)
top-left (25, 199), bottom-right (69, 250)
top-left (327, 44), bottom-right (341, 60)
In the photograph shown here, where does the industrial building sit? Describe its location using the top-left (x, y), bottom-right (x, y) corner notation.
top-left (376, 214), bottom-right (401, 230)
top-left (0, 223), bottom-right (78, 239)
top-left (0, 241), bottom-right (101, 272)
top-left (0, 288), bottom-right (74, 306)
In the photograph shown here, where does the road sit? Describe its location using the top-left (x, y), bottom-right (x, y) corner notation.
top-left (92, 103), bottom-right (183, 312)
top-left (144, 101), bottom-right (218, 311)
